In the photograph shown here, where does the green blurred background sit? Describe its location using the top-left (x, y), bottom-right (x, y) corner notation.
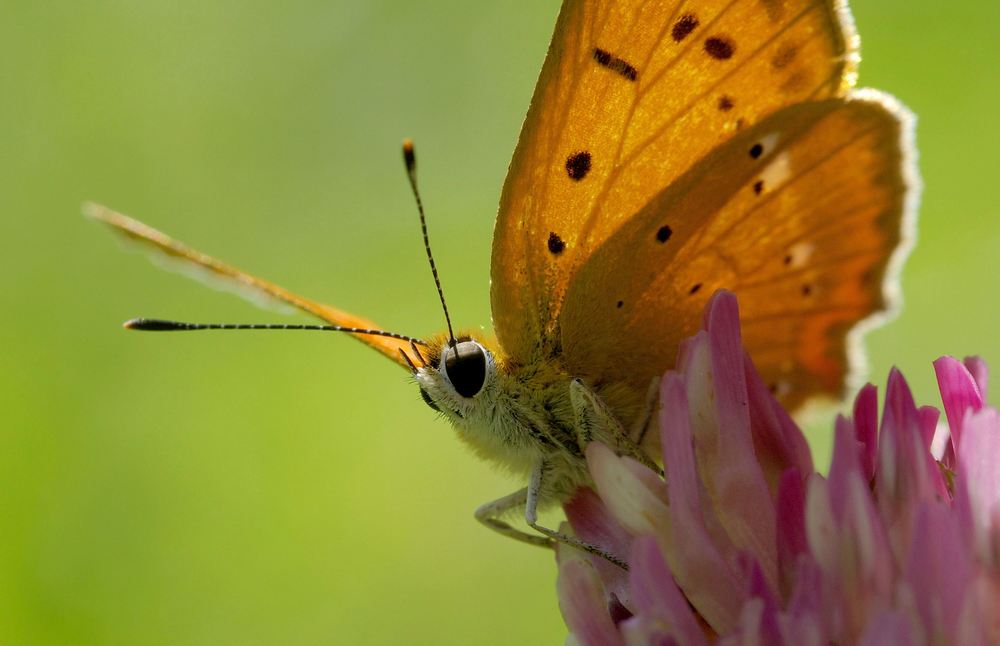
top-left (1, 1), bottom-right (997, 644)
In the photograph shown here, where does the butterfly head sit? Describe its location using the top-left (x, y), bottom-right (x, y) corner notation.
top-left (411, 333), bottom-right (550, 471)
top-left (413, 332), bottom-right (500, 421)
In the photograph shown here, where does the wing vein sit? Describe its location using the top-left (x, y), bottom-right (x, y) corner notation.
top-left (740, 303), bottom-right (867, 324)
top-left (734, 247), bottom-right (889, 290)
top-left (685, 121), bottom-right (883, 260)
top-left (618, 2), bottom-right (818, 171)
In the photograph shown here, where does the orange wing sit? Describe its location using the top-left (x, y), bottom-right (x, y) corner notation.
top-left (557, 95), bottom-right (915, 407)
top-left (85, 203), bottom-right (414, 370)
top-left (491, 0), bottom-right (858, 362)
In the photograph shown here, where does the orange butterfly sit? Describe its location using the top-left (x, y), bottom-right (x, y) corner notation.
top-left (89, 0), bottom-right (916, 567)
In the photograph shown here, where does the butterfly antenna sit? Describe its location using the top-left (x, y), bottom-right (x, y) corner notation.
top-left (123, 318), bottom-right (427, 345)
top-left (403, 139), bottom-right (457, 347)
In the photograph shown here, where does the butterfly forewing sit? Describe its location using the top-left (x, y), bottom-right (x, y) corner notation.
top-left (558, 96), bottom-right (913, 407)
top-left (491, 0), bottom-right (858, 361)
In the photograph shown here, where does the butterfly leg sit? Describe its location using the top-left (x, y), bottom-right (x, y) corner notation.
top-left (474, 488), bottom-right (554, 549)
top-left (569, 379), bottom-right (662, 475)
top-left (525, 461), bottom-right (629, 570)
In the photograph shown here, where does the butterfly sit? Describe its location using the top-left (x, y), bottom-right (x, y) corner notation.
top-left (89, 0), bottom-right (915, 568)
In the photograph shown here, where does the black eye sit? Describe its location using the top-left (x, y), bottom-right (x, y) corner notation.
top-left (419, 388), bottom-right (440, 412)
top-left (442, 341), bottom-right (487, 398)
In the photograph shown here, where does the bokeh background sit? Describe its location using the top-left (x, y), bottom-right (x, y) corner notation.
top-left (2, 1), bottom-right (997, 644)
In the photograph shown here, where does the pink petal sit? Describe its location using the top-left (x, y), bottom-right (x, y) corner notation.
top-left (954, 574), bottom-right (1000, 645)
top-left (828, 414), bottom-right (896, 605)
top-left (956, 407), bottom-right (1000, 562)
top-left (917, 406), bottom-right (939, 453)
top-left (877, 369), bottom-right (940, 525)
top-left (804, 475), bottom-right (838, 582)
top-left (557, 543), bottom-right (625, 646)
top-left (916, 406), bottom-right (949, 499)
top-left (828, 416), bottom-right (862, 518)
top-left (934, 356), bottom-right (984, 450)
top-left (587, 442), bottom-right (670, 538)
top-left (904, 502), bottom-right (974, 641)
top-left (807, 457), bottom-right (894, 629)
top-left (742, 557), bottom-right (782, 645)
top-left (824, 420), bottom-right (895, 626)
top-left (744, 352), bottom-right (814, 488)
top-left (776, 468), bottom-right (807, 597)
top-left (779, 614), bottom-right (825, 646)
top-left (694, 292), bottom-right (778, 587)
top-left (841, 469), bottom-right (894, 602)
top-left (964, 356), bottom-right (989, 401)
top-left (806, 458), bottom-right (894, 624)
top-left (618, 619), bottom-right (687, 646)
top-left (627, 536), bottom-right (708, 646)
top-left (565, 487), bottom-right (633, 604)
top-left (722, 599), bottom-right (768, 646)
top-left (659, 372), bottom-right (745, 633)
top-left (785, 556), bottom-right (823, 625)
top-left (742, 554), bottom-right (779, 609)
top-left (858, 611), bottom-right (917, 646)
top-left (659, 373), bottom-right (699, 506)
top-left (853, 384), bottom-right (879, 483)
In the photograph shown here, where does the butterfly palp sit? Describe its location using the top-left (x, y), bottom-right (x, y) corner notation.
top-left (399, 348), bottom-right (419, 374)
top-left (419, 387), bottom-right (440, 412)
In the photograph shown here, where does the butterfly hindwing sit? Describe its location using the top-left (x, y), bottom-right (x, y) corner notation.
top-left (491, 0), bottom-right (859, 362)
top-left (557, 95), bottom-right (913, 406)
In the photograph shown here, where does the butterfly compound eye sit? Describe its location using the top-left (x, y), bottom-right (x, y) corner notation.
top-left (441, 341), bottom-right (488, 398)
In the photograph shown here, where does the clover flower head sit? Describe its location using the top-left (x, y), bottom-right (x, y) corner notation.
top-left (558, 291), bottom-right (998, 645)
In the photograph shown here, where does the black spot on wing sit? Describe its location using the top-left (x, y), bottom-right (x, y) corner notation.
top-left (749, 143), bottom-right (764, 159)
top-left (548, 232), bottom-right (566, 255)
top-left (656, 225), bottom-right (672, 243)
top-left (565, 151), bottom-right (592, 180)
top-left (704, 37), bottom-right (735, 60)
top-left (671, 14), bottom-right (699, 42)
top-left (753, 180), bottom-right (764, 195)
top-left (717, 95), bottom-right (734, 111)
top-left (689, 283), bottom-right (702, 295)
top-left (593, 47), bottom-right (638, 81)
